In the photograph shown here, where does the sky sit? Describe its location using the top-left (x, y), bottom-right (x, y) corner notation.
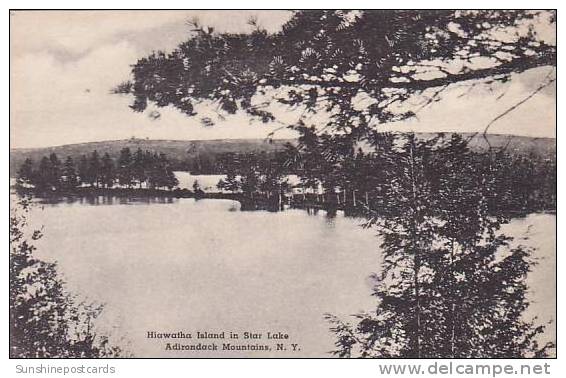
top-left (10, 10), bottom-right (556, 149)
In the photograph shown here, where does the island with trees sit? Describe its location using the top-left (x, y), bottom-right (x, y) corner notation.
top-left (16, 147), bottom-right (179, 195)
top-left (10, 10), bottom-right (556, 358)
top-left (110, 10), bottom-right (556, 358)
top-left (14, 135), bottom-right (556, 216)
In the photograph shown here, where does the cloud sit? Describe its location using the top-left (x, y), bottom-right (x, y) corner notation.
top-left (10, 11), bottom-right (296, 148)
top-left (10, 11), bottom-right (555, 149)
top-left (382, 67), bottom-right (556, 138)
top-left (10, 36), bottom-right (298, 148)
top-left (10, 10), bottom-right (293, 60)
top-left (10, 11), bottom-right (190, 57)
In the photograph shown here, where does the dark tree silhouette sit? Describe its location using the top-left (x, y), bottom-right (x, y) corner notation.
top-left (48, 153), bottom-right (62, 190)
top-left (77, 154), bottom-right (89, 187)
top-left (100, 153), bottom-right (115, 188)
top-left (10, 199), bottom-right (124, 357)
top-left (16, 158), bottom-right (34, 187)
top-left (217, 173), bottom-right (241, 193)
top-left (88, 151), bottom-right (101, 188)
top-left (35, 156), bottom-right (55, 191)
top-left (217, 153), bottom-right (242, 193)
top-left (106, 10), bottom-right (559, 357)
top-left (117, 147), bottom-right (134, 188)
top-left (132, 148), bottom-right (147, 188)
top-left (61, 156), bottom-right (79, 190)
top-left (16, 150), bottom-right (180, 194)
top-left (115, 10), bottom-right (555, 146)
top-left (325, 134), bottom-right (553, 358)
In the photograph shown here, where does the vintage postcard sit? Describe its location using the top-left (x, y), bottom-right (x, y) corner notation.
top-left (9, 10), bottom-right (556, 359)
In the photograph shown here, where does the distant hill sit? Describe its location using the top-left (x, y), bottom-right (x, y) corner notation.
top-left (9, 138), bottom-right (294, 176)
top-left (392, 132), bottom-right (556, 157)
top-left (9, 134), bottom-right (556, 177)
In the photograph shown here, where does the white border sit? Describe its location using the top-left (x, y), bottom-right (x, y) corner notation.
top-left (2, 2), bottom-right (562, 377)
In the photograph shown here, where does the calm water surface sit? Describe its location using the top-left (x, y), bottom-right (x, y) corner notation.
top-left (22, 197), bottom-right (555, 357)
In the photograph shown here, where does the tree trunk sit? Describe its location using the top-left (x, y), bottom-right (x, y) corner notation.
top-left (450, 238), bottom-right (456, 357)
top-left (409, 140), bottom-right (422, 358)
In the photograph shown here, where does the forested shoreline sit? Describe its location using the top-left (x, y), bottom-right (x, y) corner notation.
top-left (16, 147), bottom-right (179, 192)
top-left (14, 133), bottom-right (556, 216)
top-left (10, 9), bottom-right (556, 358)
top-left (12, 131), bottom-right (557, 358)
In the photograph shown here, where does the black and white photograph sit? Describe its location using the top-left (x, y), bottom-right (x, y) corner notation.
top-left (9, 9), bottom-right (556, 360)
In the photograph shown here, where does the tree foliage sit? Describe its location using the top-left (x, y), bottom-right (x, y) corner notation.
top-left (113, 10), bottom-right (556, 358)
top-left (10, 198), bottom-right (124, 357)
top-left (325, 134), bottom-right (553, 358)
top-left (16, 149), bottom-right (179, 192)
top-left (116, 10), bottom-right (555, 143)
top-left (216, 152), bottom-right (289, 198)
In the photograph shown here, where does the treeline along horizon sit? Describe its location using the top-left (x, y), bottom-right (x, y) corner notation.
top-left (215, 133), bottom-right (556, 215)
top-left (14, 134), bottom-right (556, 215)
top-left (16, 147), bottom-right (179, 191)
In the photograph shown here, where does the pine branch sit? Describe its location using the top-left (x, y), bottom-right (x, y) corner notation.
top-left (482, 69), bottom-right (555, 149)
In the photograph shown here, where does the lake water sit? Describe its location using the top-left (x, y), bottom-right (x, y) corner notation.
top-left (21, 197), bottom-right (555, 357)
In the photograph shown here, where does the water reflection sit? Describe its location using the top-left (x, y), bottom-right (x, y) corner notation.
top-left (35, 195), bottom-right (179, 206)
top-left (21, 195), bottom-right (376, 357)
top-left (26, 194), bottom-right (348, 221)
top-left (12, 193), bottom-right (554, 357)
